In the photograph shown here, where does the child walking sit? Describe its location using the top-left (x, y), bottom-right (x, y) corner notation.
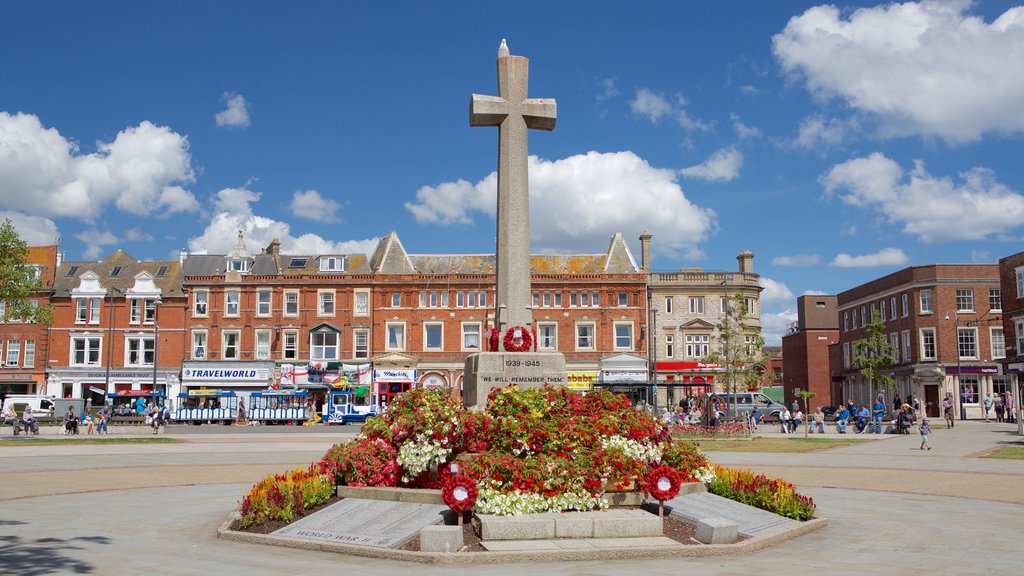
top-left (919, 418), bottom-right (932, 450)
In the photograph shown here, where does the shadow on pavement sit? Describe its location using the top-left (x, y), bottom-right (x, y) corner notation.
top-left (0, 524), bottom-right (110, 575)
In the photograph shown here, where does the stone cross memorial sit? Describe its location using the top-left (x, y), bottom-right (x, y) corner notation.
top-left (463, 40), bottom-right (567, 409)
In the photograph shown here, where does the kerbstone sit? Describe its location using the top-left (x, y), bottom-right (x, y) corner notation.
top-left (591, 509), bottom-right (662, 538)
top-left (553, 512), bottom-right (593, 538)
top-left (695, 516), bottom-right (738, 544)
top-left (418, 525), bottom-right (463, 553)
top-left (478, 513), bottom-right (555, 540)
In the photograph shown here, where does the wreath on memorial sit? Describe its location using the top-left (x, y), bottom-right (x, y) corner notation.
top-left (442, 474), bottom-right (479, 512)
top-left (646, 465), bottom-right (682, 502)
top-left (503, 325), bottom-right (533, 352)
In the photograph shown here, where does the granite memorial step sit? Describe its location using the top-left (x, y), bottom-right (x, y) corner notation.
top-left (478, 508), bottom-right (662, 541)
top-left (272, 498), bottom-right (449, 548)
top-left (664, 491), bottom-right (798, 538)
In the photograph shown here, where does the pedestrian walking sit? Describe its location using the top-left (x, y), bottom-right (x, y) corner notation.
top-left (942, 392), bottom-right (955, 429)
top-left (983, 393), bottom-right (993, 422)
top-left (995, 395), bottom-right (1005, 423)
top-left (1005, 392), bottom-right (1016, 424)
top-left (919, 418), bottom-right (932, 450)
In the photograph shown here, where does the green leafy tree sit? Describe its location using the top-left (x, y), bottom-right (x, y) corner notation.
top-left (853, 310), bottom-right (895, 405)
top-left (796, 390), bottom-right (816, 438)
top-left (0, 219), bottom-right (53, 324)
top-left (707, 291), bottom-right (770, 418)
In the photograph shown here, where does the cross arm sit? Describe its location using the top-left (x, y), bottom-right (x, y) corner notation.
top-left (522, 98), bottom-right (557, 131)
top-left (470, 94), bottom-right (509, 127)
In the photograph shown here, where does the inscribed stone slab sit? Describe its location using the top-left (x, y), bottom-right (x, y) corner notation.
top-left (272, 498), bottom-right (448, 548)
top-left (462, 351), bottom-right (567, 409)
top-left (665, 492), bottom-right (797, 539)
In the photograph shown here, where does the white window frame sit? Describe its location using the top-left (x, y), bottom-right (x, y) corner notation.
top-left (890, 333), bottom-right (900, 362)
top-left (71, 335), bottom-right (102, 366)
top-left (255, 329), bottom-right (272, 360)
top-left (125, 335), bottom-right (155, 367)
top-left (423, 322), bottom-right (444, 351)
top-left (957, 327), bottom-right (978, 360)
top-left (901, 294), bottom-right (909, 318)
top-left (843, 312), bottom-right (848, 332)
top-left (76, 298), bottom-right (88, 324)
top-left (665, 334), bottom-right (674, 358)
top-left (317, 290), bottom-right (335, 316)
top-left (130, 299), bottom-right (142, 324)
top-left (23, 339), bottom-right (34, 367)
top-left (575, 322), bottom-right (595, 351)
top-left (225, 290), bottom-right (240, 318)
top-left (920, 328), bottom-right (936, 360)
top-left (842, 342), bottom-right (851, 369)
top-left (5, 339), bottom-right (19, 366)
top-left (391, 292), bottom-right (401, 308)
top-left (1017, 267), bottom-right (1024, 298)
top-left (319, 256), bottom-right (347, 272)
top-left (919, 289), bottom-right (932, 314)
top-left (283, 330), bottom-right (299, 360)
top-left (689, 296), bottom-right (705, 314)
top-left (191, 330), bottom-right (207, 360)
top-left (193, 289), bottom-right (209, 317)
top-left (991, 327), bottom-right (1006, 360)
top-left (686, 333), bottom-right (710, 358)
top-left (257, 289), bottom-right (272, 317)
top-left (880, 300), bottom-right (887, 321)
top-left (222, 330), bottom-right (241, 360)
top-left (461, 322), bottom-right (482, 352)
top-left (536, 322), bottom-right (557, 351)
top-left (310, 331), bottom-right (339, 361)
top-left (901, 330), bottom-right (911, 363)
top-left (613, 322), bottom-right (633, 351)
top-left (956, 289), bottom-right (974, 313)
top-left (354, 290), bottom-right (369, 317)
top-left (618, 292), bottom-right (628, 307)
top-left (990, 289), bottom-right (1002, 312)
top-left (353, 328), bottom-right (369, 359)
top-left (890, 296), bottom-right (897, 320)
top-left (386, 323), bottom-right (406, 351)
top-left (283, 290), bottom-right (299, 317)
top-left (665, 297), bottom-right (673, 314)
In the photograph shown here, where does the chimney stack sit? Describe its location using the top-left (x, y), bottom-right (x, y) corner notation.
top-left (639, 231), bottom-right (652, 273)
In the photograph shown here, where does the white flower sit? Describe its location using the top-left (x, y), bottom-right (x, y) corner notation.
top-left (396, 433), bottom-right (452, 482)
top-left (601, 435), bottom-right (663, 464)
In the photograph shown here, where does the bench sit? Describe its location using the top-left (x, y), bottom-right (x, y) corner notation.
top-left (110, 415), bottom-right (147, 426)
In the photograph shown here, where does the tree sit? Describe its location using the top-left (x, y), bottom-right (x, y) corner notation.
top-left (0, 219), bottom-right (53, 325)
top-left (707, 291), bottom-right (770, 418)
top-left (796, 390), bottom-right (816, 438)
top-left (853, 310), bottom-right (896, 406)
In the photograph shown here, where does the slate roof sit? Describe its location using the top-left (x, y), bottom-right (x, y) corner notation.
top-left (53, 250), bottom-right (184, 298)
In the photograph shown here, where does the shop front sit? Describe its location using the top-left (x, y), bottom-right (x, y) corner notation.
top-left (0, 372), bottom-right (44, 399)
top-left (567, 371), bottom-right (596, 392)
top-left (181, 361), bottom-right (275, 407)
top-left (598, 353), bottom-right (649, 406)
top-left (654, 361), bottom-right (720, 408)
top-left (45, 367), bottom-right (180, 406)
top-left (375, 368), bottom-right (417, 407)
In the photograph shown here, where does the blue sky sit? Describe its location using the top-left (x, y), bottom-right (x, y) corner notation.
top-left (2, 1), bottom-right (1023, 345)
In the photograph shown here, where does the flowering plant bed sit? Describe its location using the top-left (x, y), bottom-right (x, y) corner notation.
top-left (236, 467), bottom-right (336, 530)
top-left (670, 424), bottom-right (750, 438)
top-left (706, 464), bottom-right (816, 520)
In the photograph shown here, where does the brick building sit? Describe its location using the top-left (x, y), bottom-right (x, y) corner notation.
top-left (0, 245), bottom-right (58, 397)
top-left (47, 250), bottom-right (187, 404)
top-left (835, 264), bottom-right (1003, 419)
top-left (997, 251), bottom-right (1024, 422)
top-left (781, 295), bottom-right (839, 411)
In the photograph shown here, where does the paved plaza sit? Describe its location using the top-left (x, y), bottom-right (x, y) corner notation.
top-left (1, 420), bottom-right (1022, 575)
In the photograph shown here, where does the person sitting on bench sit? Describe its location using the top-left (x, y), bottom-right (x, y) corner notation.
top-left (63, 406), bottom-right (80, 435)
top-left (835, 406), bottom-right (850, 433)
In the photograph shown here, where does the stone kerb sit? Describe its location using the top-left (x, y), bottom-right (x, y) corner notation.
top-left (462, 351), bottom-right (567, 409)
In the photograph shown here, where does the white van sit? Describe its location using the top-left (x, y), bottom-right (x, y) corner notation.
top-left (2, 395), bottom-right (56, 418)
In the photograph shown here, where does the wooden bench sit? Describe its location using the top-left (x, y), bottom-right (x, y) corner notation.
top-left (110, 415), bottom-right (147, 426)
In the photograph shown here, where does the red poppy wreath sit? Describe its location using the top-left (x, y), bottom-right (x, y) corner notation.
top-left (646, 465), bottom-right (682, 502)
top-left (442, 475), bottom-right (479, 513)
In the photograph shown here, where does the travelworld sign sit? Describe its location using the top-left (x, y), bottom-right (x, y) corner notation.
top-left (183, 368), bottom-right (269, 381)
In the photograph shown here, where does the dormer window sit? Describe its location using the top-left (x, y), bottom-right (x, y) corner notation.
top-left (319, 256), bottom-right (346, 272)
top-left (65, 266), bottom-right (79, 277)
top-left (110, 266), bottom-right (122, 277)
top-left (226, 259), bottom-right (250, 273)
top-left (288, 258), bottom-right (307, 269)
top-left (156, 265), bottom-right (168, 277)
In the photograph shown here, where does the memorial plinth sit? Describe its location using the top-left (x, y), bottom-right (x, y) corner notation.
top-left (462, 352), bottom-right (567, 409)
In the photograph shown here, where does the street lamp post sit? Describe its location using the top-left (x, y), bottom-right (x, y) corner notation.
top-left (152, 299), bottom-right (162, 400)
top-left (721, 275), bottom-right (733, 419)
top-left (946, 311), bottom-right (966, 420)
top-left (104, 287), bottom-right (123, 402)
top-left (650, 307), bottom-right (659, 413)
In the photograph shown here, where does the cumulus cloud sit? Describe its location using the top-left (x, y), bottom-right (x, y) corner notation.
top-left (215, 93), bottom-right (251, 128)
top-left (596, 78), bottom-right (619, 103)
top-left (405, 151), bottom-right (716, 259)
top-left (821, 152), bottom-right (1024, 243)
top-left (731, 114), bottom-right (762, 140)
top-left (0, 112), bottom-right (197, 220)
top-left (793, 115), bottom-right (857, 149)
top-left (289, 189), bottom-right (341, 222)
top-left (760, 277), bottom-right (795, 307)
top-left (773, 1), bottom-right (1024, 143)
top-left (761, 308), bottom-right (798, 346)
top-left (187, 186), bottom-right (379, 257)
top-left (680, 147), bottom-right (743, 182)
top-left (772, 254), bottom-right (821, 267)
top-left (630, 88), bottom-right (712, 131)
top-left (830, 248), bottom-right (910, 268)
top-left (123, 228), bottom-right (154, 242)
top-left (75, 228), bottom-right (119, 260)
top-left (0, 211), bottom-right (60, 246)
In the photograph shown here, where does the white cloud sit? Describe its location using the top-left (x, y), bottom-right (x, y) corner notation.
top-left (187, 187), bottom-right (379, 257)
top-left (123, 228), bottom-right (154, 242)
top-left (596, 78), bottom-right (619, 103)
top-left (761, 308), bottom-right (798, 347)
top-left (760, 277), bottom-right (795, 307)
top-left (971, 250), bottom-right (991, 263)
top-left (75, 228), bottom-right (119, 260)
top-left (0, 112), bottom-right (197, 220)
top-left (405, 151), bottom-right (716, 259)
top-left (773, 2), bottom-right (1024, 143)
top-left (215, 93), bottom-right (251, 128)
top-left (830, 248), bottom-right (910, 268)
top-left (630, 88), bottom-right (712, 131)
top-left (680, 147), bottom-right (743, 182)
top-left (803, 290), bottom-right (829, 296)
top-left (731, 114), bottom-right (762, 140)
top-left (157, 185), bottom-right (200, 214)
top-left (793, 115), bottom-right (857, 149)
top-left (821, 152), bottom-right (1024, 243)
top-left (0, 211), bottom-right (60, 245)
top-left (772, 254), bottom-right (821, 267)
top-left (289, 189), bottom-right (341, 222)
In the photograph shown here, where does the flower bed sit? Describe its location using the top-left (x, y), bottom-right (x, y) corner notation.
top-left (706, 464), bottom-right (816, 520)
top-left (238, 467), bottom-right (335, 529)
top-left (670, 423), bottom-right (750, 437)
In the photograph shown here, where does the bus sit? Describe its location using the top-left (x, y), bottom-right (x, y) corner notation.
top-left (249, 389), bottom-right (309, 425)
top-left (173, 390), bottom-right (239, 425)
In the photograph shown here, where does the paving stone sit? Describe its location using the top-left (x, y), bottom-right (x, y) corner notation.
top-left (666, 491), bottom-right (797, 539)
top-left (272, 498), bottom-right (448, 548)
top-left (419, 525), bottom-right (463, 553)
top-left (481, 539), bottom-right (562, 551)
top-left (478, 513), bottom-right (556, 540)
top-left (591, 509), bottom-right (662, 538)
top-left (590, 537), bottom-right (679, 548)
top-left (695, 516), bottom-right (739, 544)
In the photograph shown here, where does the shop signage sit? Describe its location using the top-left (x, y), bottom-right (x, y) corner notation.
top-left (0, 373), bottom-right (33, 381)
top-left (182, 368), bottom-right (270, 381)
top-left (566, 371), bottom-right (596, 391)
top-left (375, 369), bottom-right (417, 382)
top-left (655, 361), bottom-right (721, 371)
top-left (83, 370), bottom-right (157, 379)
top-left (421, 374), bottom-right (447, 389)
top-left (600, 370), bottom-right (647, 383)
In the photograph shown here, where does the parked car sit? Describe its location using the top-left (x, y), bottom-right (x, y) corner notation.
top-left (704, 392), bottom-right (786, 420)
